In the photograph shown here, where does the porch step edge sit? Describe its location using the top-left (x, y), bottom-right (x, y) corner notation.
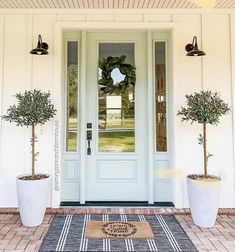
top-left (0, 207), bottom-right (234, 215)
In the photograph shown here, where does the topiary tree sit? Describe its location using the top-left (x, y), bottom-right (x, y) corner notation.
top-left (2, 90), bottom-right (56, 178)
top-left (177, 91), bottom-right (230, 178)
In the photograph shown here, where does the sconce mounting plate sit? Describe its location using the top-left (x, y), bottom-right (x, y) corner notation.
top-left (185, 43), bottom-right (194, 52)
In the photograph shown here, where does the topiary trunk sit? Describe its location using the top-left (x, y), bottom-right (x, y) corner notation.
top-left (31, 123), bottom-right (35, 177)
top-left (203, 124), bottom-right (207, 178)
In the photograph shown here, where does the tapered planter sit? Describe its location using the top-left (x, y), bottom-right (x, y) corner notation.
top-left (187, 175), bottom-right (221, 228)
top-left (16, 174), bottom-right (50, 227)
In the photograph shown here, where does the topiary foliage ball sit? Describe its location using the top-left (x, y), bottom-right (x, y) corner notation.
top-left (2, 90), bottom-right (57, 127)
top-left (177, 91), bottom-right (230, 125)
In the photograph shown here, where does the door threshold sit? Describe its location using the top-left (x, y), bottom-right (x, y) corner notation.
top-left (60, 201), bottom-right (174, 207)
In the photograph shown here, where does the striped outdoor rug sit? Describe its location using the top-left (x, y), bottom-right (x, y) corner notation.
top-left (39, 214), bottom-right (197, 252)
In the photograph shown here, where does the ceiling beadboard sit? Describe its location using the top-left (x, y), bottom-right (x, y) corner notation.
top-left (0, 0), bottom-right (234, 9)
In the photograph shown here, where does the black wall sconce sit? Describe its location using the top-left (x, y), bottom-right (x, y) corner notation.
top-left (30, 34), bottom-right (49, 55)
top-left (185, 36), bottom-right (206, 56)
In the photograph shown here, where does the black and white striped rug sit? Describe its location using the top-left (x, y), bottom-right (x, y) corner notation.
top-left (40, 214), bottom-right (197, 252)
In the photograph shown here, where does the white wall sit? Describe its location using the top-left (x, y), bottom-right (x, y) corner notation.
top-left (0, 9), bottom-right (234, 208)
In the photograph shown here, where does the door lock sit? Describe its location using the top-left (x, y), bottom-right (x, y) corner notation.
top-left (87, 123), bottom-right (92, 129)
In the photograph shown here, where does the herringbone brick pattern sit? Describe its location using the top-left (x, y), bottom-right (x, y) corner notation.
top-left (0, 211), bottom-right (235, 251)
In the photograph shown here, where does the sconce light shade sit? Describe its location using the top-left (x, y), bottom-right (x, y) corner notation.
top-left (185, 36), bottom-right (206, 56)
top-left (30, 34), bottom-right (49, 55)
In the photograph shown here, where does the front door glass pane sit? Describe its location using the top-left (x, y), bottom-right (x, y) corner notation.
top-left (98, 43), bottom-right (135, 152)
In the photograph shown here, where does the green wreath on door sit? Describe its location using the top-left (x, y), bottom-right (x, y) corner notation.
top-left (98, 55), bottom-right (136, 94)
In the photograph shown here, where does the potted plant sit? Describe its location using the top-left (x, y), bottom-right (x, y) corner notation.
top-left (177, 91), bottom-right (230, 228)
top-left (2, 90), bottom-right (56, 227)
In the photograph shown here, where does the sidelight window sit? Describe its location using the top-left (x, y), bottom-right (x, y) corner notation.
top-left (155, 42), bottom-right (167, 152)
top-left (65, 41), bottom-right (79, 152)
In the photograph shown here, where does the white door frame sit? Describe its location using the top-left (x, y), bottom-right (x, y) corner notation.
top-left (53, 21), bottom-right (176, 207)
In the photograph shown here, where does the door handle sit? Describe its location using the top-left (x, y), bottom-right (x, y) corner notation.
top-left (87, 130), bottom-right (92, 140)
top-left (87, 130), bottom-right (92, 155)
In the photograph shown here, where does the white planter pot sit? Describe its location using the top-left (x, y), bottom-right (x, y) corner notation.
top-left (187, 175), bottom-right (221, 228)
top-left (16, 174), bottom-right (50, 227)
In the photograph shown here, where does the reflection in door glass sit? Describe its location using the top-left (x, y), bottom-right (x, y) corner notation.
top-left (155, 42), bottom-right (167, 152)
top-left (66, 41), bottom-right (78, 152)
top-left (98, 43), bottom-right (135, 152)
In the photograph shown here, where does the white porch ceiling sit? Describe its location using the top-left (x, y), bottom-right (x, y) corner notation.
top-left (0, 0), bottom-right (234, 9)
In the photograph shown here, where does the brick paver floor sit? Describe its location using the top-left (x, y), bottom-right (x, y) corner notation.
top-left (176, 215), bottom-right (235, 252)
top-left (0, 212), bottom-right (235, 251)
top-left (0, 214), bottom-right (52, 252)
